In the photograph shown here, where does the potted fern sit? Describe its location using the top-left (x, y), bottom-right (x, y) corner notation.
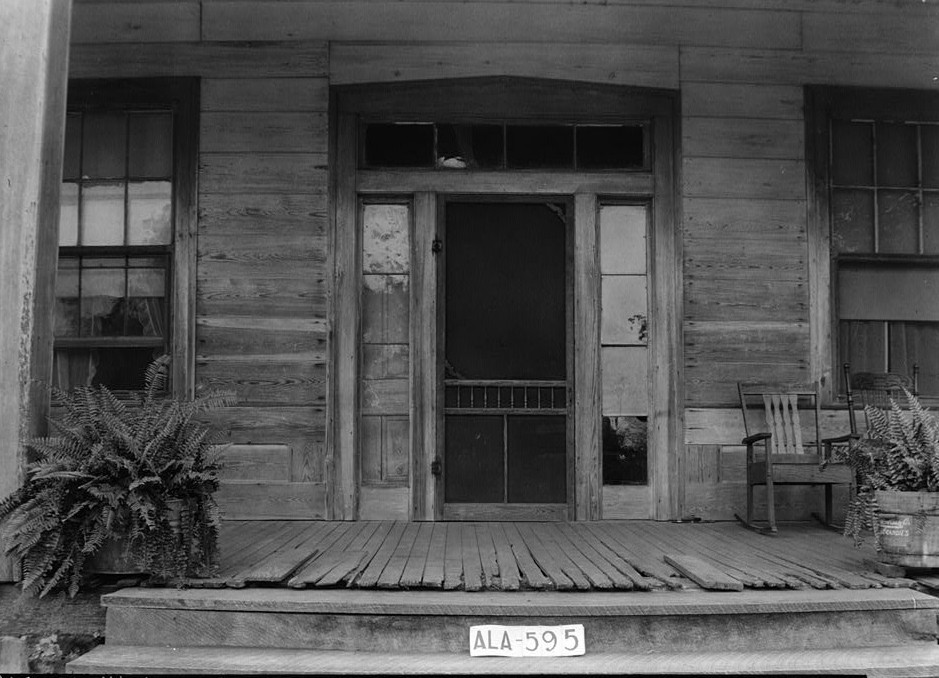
top-left (836, 388), bottom-right (939, 567)
top-left (0, 355), bottom-right (235, 597)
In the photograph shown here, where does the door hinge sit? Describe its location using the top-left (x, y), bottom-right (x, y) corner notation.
top-left (431, 237), bottom-right (443, 254)
top-left (431, 456), bottom-right (442, 476)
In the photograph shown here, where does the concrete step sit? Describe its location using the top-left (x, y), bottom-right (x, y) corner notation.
top-left (67, 643), bottom-right (939, 676)
top-left (98, 587), bottom-right (939, 654)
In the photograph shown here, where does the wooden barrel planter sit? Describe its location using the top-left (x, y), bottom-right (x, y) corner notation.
top-left (875, 490), bottom-right (939, 568)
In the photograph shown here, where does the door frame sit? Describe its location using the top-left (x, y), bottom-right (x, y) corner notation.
top-left (329, 77), bottom-right (682, 521)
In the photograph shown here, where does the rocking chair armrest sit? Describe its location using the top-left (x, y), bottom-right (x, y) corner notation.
top-left (742, 432), bottom-right (772, 446)
top-left (821, 433), bottom-right (860, 445)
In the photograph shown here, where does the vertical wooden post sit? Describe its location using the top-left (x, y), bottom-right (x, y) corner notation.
top-left (0, 0), bottom-right (72, 580)
top-left (574, 193), bottom-right (601, 521)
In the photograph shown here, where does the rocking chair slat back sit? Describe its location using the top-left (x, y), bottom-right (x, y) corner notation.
top-left (740, 383), bottom-right (822, 457)
top-left (762, 393), bottom-right (805, 456)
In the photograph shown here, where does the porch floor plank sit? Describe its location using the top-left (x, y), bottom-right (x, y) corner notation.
top-left (356, 521), bottom-right (407, 589)
top-left (502, 522), bottom-right (551, 590)
top-left (460, 524), bottom-right (484, 592)
top-left (346, 521), bottom-right (396, 587)
top-left (399, 522), bottom-right (434, 588)
top-left (420, 523), bottom-right (447, 589)
top-left (487, 523), bottom-right (520, 591)
top-left (516, 523), bottom-right (575, 590)
top-left (378, 522), bottom-right (421, 589)
top-left (443, 523), bottom-right (464, 591)
top-left (190, 520), bottom-right (907, 595)
top-left (226, 521), bottom-right (335, 586)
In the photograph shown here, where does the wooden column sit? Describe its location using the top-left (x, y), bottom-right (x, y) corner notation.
top-left (0, 0), bottom-right (72, 580)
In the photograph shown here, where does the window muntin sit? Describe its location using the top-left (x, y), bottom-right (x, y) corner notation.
top-left (54, 90), bottom-right (180, 392)
top-left (828, 111), bottom-right (939, 396)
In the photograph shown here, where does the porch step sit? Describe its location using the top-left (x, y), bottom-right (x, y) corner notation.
top-left (67, 644), bottom-right (939, 676)
top-left (95, 587), bottom-right (937, 654)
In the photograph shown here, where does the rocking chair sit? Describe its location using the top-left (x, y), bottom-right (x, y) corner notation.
top-left (843, 363), bottom-right (919, 436)
top-left (736, 382), bottom-right (854, 534)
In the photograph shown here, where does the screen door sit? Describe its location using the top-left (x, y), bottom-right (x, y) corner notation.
top-left (442, 200), bottom-right (569, 518)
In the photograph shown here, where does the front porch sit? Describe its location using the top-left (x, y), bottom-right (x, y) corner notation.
top-left (199, 519), bottom-right (911, 592)
top-left (69, 520), bottom-right (939, 675)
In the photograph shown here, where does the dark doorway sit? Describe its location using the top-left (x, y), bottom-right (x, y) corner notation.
top-left (443, 201), bottom-right (569, 516)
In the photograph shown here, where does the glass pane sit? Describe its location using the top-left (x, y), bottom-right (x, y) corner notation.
top-left (600, 204), bottom-right (647, 274)
top-left (128, 113), bottom-right (173, 178)
top-left (831, 188), bottom-right (874, 254)
top-left (54, 259), bottom-right (79, 337)
top-left (81, 267), bottom-right (125, 337)
top-left (362, 203), bottom-right (409, 274)
top-left (878, 190), bottom-right (919, 254)
top-left (601, 275), bottom-right (647, 345)
top-left (54, 346), bottom-right (162, 390)
top-left (58, 182), bottom-right (79, 246)
top-left (601, 346), bottom-right (648, 415)
top-left (506, 416), bottom-right (566, 503)
top-left (127, 181), bottom-right (172, 245)
top-left (361, 274), bottom-right (409, 344)
top-left (602, 415), bottom-right (647, 485)
top-left (838, 263), bottom-right (939, 322)
top-left (506, 125), bottom-right (574, 169)
top-left (831, 120), bottom-right (873, 186)
top-left (445, 202), bottom-right (566, 380)
top-left (63, 114), bottom-right (81, 181)
top-left (923, 125), bottom-right (939, 189)
top-left (576, 125), bottom-right (644, 170)
top-left (924, 193), bottom-right (939, 254)
top-left (876, 122), bottom-right (918, 188)
top-left (445, 415), bottom-right (504, 503)
top-left (436, 124), bottom-right (503, 169)
top-left (82, 113), bottom-right (126, 179)
top-left (126, 268), bottom-right (166, 337)
top-left (363, 123), bottom-right (434, 168)
top-left (840, 320), bottom-right (886, 376)
top-left (889, 321), bottom-right (939, 397)
top-left (81, 183), bottom-right (125, 245)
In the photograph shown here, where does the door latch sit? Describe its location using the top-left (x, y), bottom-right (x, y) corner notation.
top-left (431, 237), bottom-right (443, 254)
top-left (431, 456), bottom-right (442, 476)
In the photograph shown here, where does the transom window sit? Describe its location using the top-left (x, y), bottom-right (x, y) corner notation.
top-left (810, 87), bottom-right (939, 397)
top-left (54, 80), bottom-right (196, 392)
top-left (361, 122), bottom-right (647, 170)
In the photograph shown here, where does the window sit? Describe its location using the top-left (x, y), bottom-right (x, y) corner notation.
top-left (810, 88), bottom-right (939, 397)
top-left (54, 80), bottom-right (197, 392)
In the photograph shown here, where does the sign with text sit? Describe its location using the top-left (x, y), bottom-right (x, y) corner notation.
top-left (469, 624), bottom-right (585, 657)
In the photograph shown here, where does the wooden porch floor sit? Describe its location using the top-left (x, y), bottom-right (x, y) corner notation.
top-left (183, 520), bottom-right (924, 594)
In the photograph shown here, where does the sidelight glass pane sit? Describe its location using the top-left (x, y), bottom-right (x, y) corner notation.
top-left (601, 275), bottom-right (647, 345)
top-left (82, 113), bottom-right (126, 179)
top-left (506, 125), bottom-right (573, 169)
top-left (59, 183), bottom-right (79, 246)
top-left (128, 113), bottom-right (173, 178)
top-left (925, 194), bottom-right (939, 254)
top-left (362, 203), bottom-right (409, 274)
top-left (831, 120), bottom-right (873, 186)
top-left (600, 204), bottom-right (647, 274)
top-left (363, 123), bottom-right (434, 168)
top-left (601, 346), bottom-right (648, 415)
top-left (361, 274), bottom-right (409, 344)
top-left (602, 415), bottom-right (647, 485)
top-left (878, 190), bottom-right (919, 254)
top-left (506, 416), bottom-right (567, 503)
top-left (576, 125), bottom-right (645, 170)
top-left (437, 124), bottom-right (504, 169)
top-left (831, 188), bottom-right (874, 254)
top-left (877, 122), bottom-right (918, 188)
top-left (128, 181), bottom-right (172, 245)
top-left (81, 183), bottom-right (125, 245)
